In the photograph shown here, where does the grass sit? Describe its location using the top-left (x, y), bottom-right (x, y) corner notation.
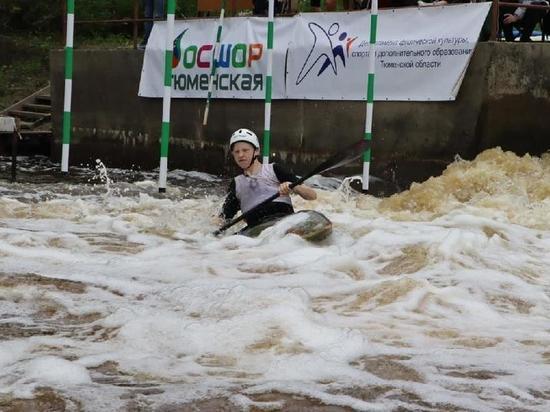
top-left (0, 34), bottom-right (55, 110)
top-left (0, 32), bottom-right (135, 110)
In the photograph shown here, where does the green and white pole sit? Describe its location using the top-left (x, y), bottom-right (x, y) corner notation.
top-left (362, 0), bottom-right (378, 191)
top-left (158, 0), bottom-right (175, 193)
top-left (203, 1), bottom-right (225, 126)
top-left (61, 0), bottom-right (75, 172)
top-left (262, 0), bottom-right (275, 164)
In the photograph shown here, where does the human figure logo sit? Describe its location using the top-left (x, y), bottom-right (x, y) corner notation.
top-left (296, 22), bottom-right (357, 85)
top-left (172, 29), bottom-right (188, 68)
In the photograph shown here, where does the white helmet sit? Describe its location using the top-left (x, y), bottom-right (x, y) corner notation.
top-left (229, 128), bottom-right (259, 150)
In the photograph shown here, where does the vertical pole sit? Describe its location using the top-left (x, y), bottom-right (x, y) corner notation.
top-left (1, 117), bottom-right (17, 181)
top-left (262, 0), bottom-right (275, 164)
top-left (133, 0), bottom-right (139, 49)
top-left (203, 1), bottom-right (225, 126)
top-left (61, 0), bottom-right (67, 45)
top-left (158, 0), bottom-right (175, 193)
top-left (11, 130), bottom-right (17, 182)
top-left (490, 0), bottom-right (499, 41)
top-left (61, 0), bottom-right (75, 173)
top-left (362, 0), bottom-right (378, 191)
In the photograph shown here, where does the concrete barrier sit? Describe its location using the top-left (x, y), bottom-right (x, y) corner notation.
top-left (50, 42), bottom-right (550, 188)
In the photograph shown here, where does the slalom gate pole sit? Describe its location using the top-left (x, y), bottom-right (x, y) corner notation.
top-left (362, 0), bottom-right (378, 191)
top-left (61, 0), bottom-right (75, 172)
top-left (262, 0), bottom-right (275, 164)
top-left (203, 1), bottom-right (225, 126)
top-left (158, 0), bottom-right (176, 193)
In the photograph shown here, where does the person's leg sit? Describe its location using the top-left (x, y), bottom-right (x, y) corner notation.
top-left (252, 0), bottom-right (268, 15)
top-left (325, 0), bottom-right (337, 11)
top-left (544, 12), bottom-right (550, 40)
top-left (153, 0), bottom-right (165, 19)
top-left (142, 0), bottom-right (154, 46)
top-left (499, 6), bottom-right (517, 41)
top-left (519, 8), bottom-right (546, 41)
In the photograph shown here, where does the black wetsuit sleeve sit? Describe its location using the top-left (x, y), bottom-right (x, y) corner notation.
top-left (220, 179), bottom-right (240, 221)
top-left (273, 163), bottom-right (299, 184)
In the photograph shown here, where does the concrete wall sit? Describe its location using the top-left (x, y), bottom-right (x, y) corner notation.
top-left (50, 42), bottom-right (550, 187)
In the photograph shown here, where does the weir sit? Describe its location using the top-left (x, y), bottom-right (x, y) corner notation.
top-left (49, 42), bottom-right (550, 188)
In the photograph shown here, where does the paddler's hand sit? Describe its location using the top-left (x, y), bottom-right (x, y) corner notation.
top-left (279, 182), bottom-right (293, 196)
top-left (212, 216), bottom-right (224, 226)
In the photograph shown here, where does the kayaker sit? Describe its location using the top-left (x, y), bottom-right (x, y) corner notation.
top-left (220, 128), bottom-right (317, 229)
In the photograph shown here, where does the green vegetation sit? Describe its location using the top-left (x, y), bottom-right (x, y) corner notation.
top-left (0, 0), bottom-right (198, 36)
top-left (0, 0), bottom-right (326, 109)
top-left (0, 32), bottom-right (138, 110)
top-left (0, 34), bottom-right (53, 109)
top-left (0, 1), bottom-right (197, 110)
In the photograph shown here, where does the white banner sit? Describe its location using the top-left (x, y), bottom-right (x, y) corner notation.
top-left (139, 3), bottom-right (491, 101)
top-left (139, 16), bottom-right (292, 99)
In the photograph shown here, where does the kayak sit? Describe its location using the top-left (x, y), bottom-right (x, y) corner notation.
top-left (240, 210), bottom-right (332, 242)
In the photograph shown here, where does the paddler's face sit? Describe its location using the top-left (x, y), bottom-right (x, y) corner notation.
top-left (231, 142), bottom-right (258, 169)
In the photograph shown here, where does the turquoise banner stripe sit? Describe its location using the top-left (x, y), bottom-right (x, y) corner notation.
top-left (164, 52), bottom-right (173, 86)
top-left (67, 0), bottom-right (75, 14)
top-left (267, 22), bottom-right (274, 49)
top-left (160, 122), bottom-right (170, 157)
top-left (64, 47), bottom-right (73, 79)
top-left (265, 76), bottom-right (272, 102)
top-left (370, 15), bottom-right (378, 43)
top-left (167, 0), bottom-right (175, 14)
top-left (363, 148), bottom-right (371, 162)
top-left (263, 130), bottom-right (271, 158)
top-left (367, 73), bottom-right (375, 102)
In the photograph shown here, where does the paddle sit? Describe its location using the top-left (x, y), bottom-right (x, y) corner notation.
top-left (213, 139), bottom-right (369, 236)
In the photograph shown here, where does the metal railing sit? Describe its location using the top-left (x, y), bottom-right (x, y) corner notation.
top-left (491, 0), bottom-right (550, 40)
top-left (60, 0), bottom-right (550, 46)
top-left (61, 0), bottom-right (259, 49)
top-left (62, 0), bottom-right (146, 49)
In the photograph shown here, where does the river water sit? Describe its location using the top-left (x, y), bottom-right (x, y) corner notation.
top-left (0, 148), bottom-right (549, 411)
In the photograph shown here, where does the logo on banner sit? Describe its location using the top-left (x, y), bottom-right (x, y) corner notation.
top-left (169, 28), bottom-right (265, 92)
top-left (172, 29), bottom-right (188, 68)
top-left (296, 22), bottom-right (357, 85)
top-left (171, 29), bottom-right (263, 70)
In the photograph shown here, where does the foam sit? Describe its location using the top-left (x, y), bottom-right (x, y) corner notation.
top-left (0, 148), bottom-right (548, 410)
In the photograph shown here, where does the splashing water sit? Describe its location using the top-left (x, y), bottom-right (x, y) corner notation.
top-left (337, 175), bottom-right (363, 202)
top-left (377, 148), bottom-right (550, 223)
top-left (95, 159), bottom-right (112, 194)
top-left (0, 147), bottom-right (549, 411)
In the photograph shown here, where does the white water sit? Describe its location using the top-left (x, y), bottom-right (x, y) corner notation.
top-left (0, 148), bottom-right (549, 411)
